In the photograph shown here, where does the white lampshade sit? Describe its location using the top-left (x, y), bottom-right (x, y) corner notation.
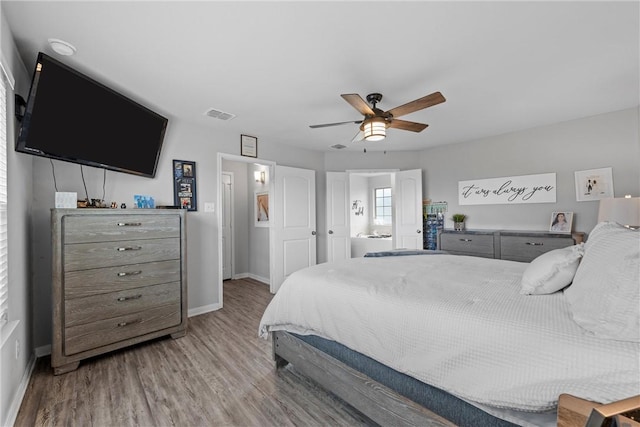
top-left (597, 196), bottom-right (640, 228)
top-left (363, 117), bottom-right (386, 141)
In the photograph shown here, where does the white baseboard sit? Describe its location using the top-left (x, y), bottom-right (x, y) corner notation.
top-left (188, 303), bottom-right (221, 317)
top-left (35, 344), bottom-right (51, 357)
top-left (247, 273), bottom-right (270, 285)
top-left (3, 353), bottom-right (36, 427)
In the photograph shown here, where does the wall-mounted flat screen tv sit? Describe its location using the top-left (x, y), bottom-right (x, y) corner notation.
top-left (16, 52), bottom-right (168, 178)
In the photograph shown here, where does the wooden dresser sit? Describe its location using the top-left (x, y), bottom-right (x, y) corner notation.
top-left (439, 229), bottom-right (585, 262)
top-left (51, 209), bottom-right (187, 375)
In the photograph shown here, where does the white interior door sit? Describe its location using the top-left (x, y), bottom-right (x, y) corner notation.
top-left (221, 172), bottom-right (233, 280)
top-left (393, 169), bottom-right (423, 250)
top-left (326, 171), bottom-right (350, 262)
top-left (271, 165), bottom-right (316, 293)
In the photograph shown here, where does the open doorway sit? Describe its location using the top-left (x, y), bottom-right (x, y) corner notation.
top-left (217, 153), bottom-right (275, 309)
top-left (349, 171), bottom-right (395, 257)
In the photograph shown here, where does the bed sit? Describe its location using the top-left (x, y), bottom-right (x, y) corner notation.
top-left (258, 222), bottom-right (640, 426)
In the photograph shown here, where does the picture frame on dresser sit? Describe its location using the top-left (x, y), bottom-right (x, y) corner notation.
top-left (549, 212), bottom-right (573, 233)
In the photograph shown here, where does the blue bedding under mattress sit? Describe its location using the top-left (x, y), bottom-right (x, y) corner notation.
top-left (293, 333), bottom-right (517, 427)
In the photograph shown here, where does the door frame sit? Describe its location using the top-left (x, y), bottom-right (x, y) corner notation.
top-left (221, 171), bottom-right (234, 280)
top-left (217, 153), bottom-right (275, 309)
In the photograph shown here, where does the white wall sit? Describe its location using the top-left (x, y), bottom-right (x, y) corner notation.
top-left (349, 175), bottom-right (368, 236)
top-left (0, 9), bottom-right (34, 426)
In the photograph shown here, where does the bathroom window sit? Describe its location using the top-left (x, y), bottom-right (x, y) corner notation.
top-left (374, 187), bottom-right (392, 225)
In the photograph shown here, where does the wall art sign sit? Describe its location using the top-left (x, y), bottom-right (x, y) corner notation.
top-left (173, 159), bottom-right (197, 211)
top-left (459, 173), bottom-right (556, 205)
top-left (574, 167), bottom-right (614, 202)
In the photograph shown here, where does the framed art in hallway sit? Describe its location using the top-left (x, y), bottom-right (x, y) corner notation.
top-left (255, 191), bottom-right (269, 226)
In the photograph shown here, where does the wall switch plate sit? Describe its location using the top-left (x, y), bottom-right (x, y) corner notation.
top-left (204, 202), bottom-right (215, 213)
top-left (55, 192), bottom-right (77, 208)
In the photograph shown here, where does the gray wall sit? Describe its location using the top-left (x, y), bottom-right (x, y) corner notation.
top-left (28, 118), bottom-right (323, 350)
top-left (221, 159), bottom-right (249, 276)
top-left (321, 107), bottom-right (639, 245)
top-left (419, 107), bottom-right (640, 233)
top-left (0, 9), bottom-right (34, 425)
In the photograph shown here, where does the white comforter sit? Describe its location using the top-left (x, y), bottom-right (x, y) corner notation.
top-left (259, 254), bottom-right (640, 413)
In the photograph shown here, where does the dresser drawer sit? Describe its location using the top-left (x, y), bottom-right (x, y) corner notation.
top-left (500, 235), bottom-right (575, 262)
top-left (64, 238), bottom-right (180, 271)
top-left (65, 281), bottom-right (180, 327)
top-left (64, 303), bottom-right (181, 356)
top-left (440, 232), bottom-right (495, 257)
top-left (62, 214), bottom-right (181, 244)
top-left (64, 260), bottom-right (181, 299)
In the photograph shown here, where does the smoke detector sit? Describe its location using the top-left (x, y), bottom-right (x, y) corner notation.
top-left (48, 38), bottom-right (76, 56)
top-left (331, 144), bottom-right (347, 150)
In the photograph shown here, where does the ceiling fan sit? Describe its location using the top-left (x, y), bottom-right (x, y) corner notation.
top-left (310, 91), bottom-right (446, 142)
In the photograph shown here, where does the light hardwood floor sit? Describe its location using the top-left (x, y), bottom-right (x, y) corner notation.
top-left (15, 278), bottom-right (372, 427)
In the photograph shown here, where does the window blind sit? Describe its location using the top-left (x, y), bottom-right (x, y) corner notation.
top-left (0, 69), bottom-right (8, 326)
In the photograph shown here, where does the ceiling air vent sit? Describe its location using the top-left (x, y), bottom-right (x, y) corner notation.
top-left (331, 144), bottom-right (347, 150)
top-left (204, 108), bottom-right (236, 121)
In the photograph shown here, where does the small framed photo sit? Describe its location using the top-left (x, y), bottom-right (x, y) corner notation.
top-left (574, 167), bottom-right (614, 202)
top-left (241, 134), bottom-right (258, 158)
top-left (255, 191), bottom-right (269, 227)
top-left (549, 211), bottom-right (573, 233)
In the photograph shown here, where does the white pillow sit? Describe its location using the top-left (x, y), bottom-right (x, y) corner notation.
top-left (520, 243), bottom-right (584, 295)
top-left (564, 222), bottom-right (640, 342)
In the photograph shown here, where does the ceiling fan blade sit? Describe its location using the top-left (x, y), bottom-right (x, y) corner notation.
top-left (386, 92), bottom-right (446, 119)
top-left (388, 119), bottom-right (429, 132)
top-left (341, 94), bottom-right (375, 116)
top-left (309, 120), bottom-right (362, 129)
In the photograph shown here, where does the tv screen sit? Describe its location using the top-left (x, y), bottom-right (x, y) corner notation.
top-left (16, 52), bottom-right (168, 178)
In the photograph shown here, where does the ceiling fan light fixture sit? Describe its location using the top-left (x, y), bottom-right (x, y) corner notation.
top-left (363, 117), bottom-right (386, 141)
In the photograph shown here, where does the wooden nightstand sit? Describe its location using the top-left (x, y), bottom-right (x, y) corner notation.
top-left (557, 394), bottom-right (640, 427)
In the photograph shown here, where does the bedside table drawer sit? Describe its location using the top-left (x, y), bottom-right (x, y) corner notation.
top-left (500, 235), bottom-right (575, 262)
top-left (440, 232), bottom-right (495, 257)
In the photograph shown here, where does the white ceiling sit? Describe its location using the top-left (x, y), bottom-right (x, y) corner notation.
top-left (3, 1), bottom-right (639, 153)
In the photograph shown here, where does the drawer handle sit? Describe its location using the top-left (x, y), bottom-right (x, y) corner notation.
top-left (117, 222), bottom-right (142, 227)
top-left (459, 238), bottom-right (472, 242)
top-left (117, 294), bottom-right (142, 302)
top-left (525, 242), bottom-right (544, 246)
top-left (117, 246), bottom-right (142, 251)
top-left (117, 270), bottom-right (142, 277)
top-left (117, 319), bottom-right (142, 327)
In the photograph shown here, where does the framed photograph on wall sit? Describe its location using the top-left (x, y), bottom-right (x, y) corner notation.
top-left (173, 159), bottom-right (197, 211)
top-left (255, 191), bottom-right (269, 226)
top-left (549, 211), bottom-right (573, 233)
top-left (574, 167), bottom-right (614, 202)
top-left (241, 134), bottom-right (258, 158)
